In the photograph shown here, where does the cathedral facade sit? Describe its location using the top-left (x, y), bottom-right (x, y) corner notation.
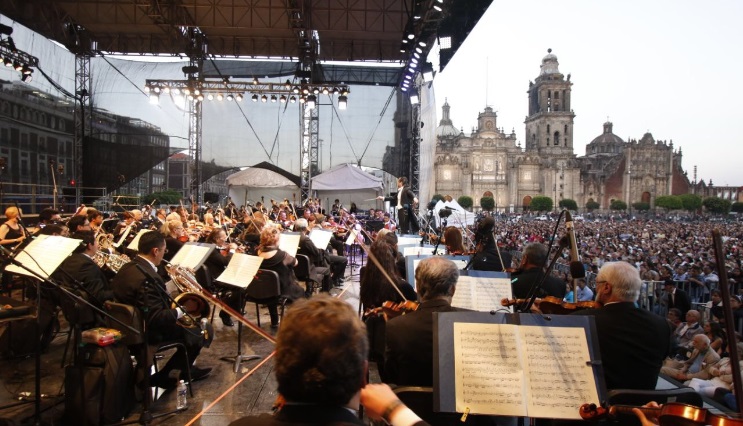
top-left (434, 50), bottom-right (690, 211)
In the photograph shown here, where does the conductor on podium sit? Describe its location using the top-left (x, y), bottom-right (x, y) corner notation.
top-left (378, 177), bottom-right (418, 235)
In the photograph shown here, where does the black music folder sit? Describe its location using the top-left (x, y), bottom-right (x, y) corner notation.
top-left (434, 312), bottom-right (606, 420)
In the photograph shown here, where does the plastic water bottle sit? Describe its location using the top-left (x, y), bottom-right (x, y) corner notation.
top-left (176, 380), bottom-right (188, 410)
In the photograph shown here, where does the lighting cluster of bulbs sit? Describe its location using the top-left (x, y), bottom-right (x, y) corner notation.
top-left (2, 57), bottom-right (34, 83)
top-left (398, 0), bottom-right (443, 95)
top-left (0, 31), bottom-right (37, 84)
top-left (144, 78), bottom-right (350, 110)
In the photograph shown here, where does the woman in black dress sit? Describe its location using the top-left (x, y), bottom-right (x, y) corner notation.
top-left (257, 226), bottom-right (306, 328)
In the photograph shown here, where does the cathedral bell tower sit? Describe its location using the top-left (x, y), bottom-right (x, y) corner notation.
top-left (524, 49), bottom-right (575, 156)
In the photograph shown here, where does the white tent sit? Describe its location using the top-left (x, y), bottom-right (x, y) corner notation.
top-left (311, 163), bottom-right (384, 211)
top-left (226, 166), bottom-right (300, 206)
top-left (432, 200), bottom-right (476, 228)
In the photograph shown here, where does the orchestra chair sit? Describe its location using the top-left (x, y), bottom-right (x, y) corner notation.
top-left (103, 301), bottom-right (193, 399)
top-left (604, 387), bottom-right (703, 426)
top-left (294, 254), bottom-right (321, 296)
top-left (221, 270), bottom-right (285, 372)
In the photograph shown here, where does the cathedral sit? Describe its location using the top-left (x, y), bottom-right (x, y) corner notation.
top-left (434, 49), bottom-right (690, 211)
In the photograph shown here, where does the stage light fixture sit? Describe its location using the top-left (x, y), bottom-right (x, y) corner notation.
top-left (410, 90), bottom-right (420, 105)
top-left (21, 73), bottom-right (32, 83)
top-left (413, 51), bottom-right (420, 59)
top-left (312, 87), bottom-right (320, 95)
top-left (285, 79), bottom-right (292, 89)
top-left (411, 58), bottom-right (418, 65)
top-left (422, 62), bottom-right (435, 82)
top-left (302, 87), bottom-right (309, 95)
top-left (292, 86), bottom-right (300, 94)
top-left (439, 36), bottom-right (452, 50)
top-left (433, 5), bottom-right (442, 11)
top-left (401, 86), bottom-right (408, 92)
top-left (194, 89), bottom-right (201, 96)
top-left (252, 77), bottom-right (259, 85)
top-left (418, 41), bottom-right (427, 47)
top-left (342, 88), bottom-right (349, 96)
top-left (217, 93), bottom-right (224, 101)
top-left (187, 94), bottom-right (194, 101)
top-left (183, 88), bottom-right (191, 95)
top-left (400, 47), bottom-right (406, 53)
top-left (407, 34), bottom-right (415, 40)
top-left (226, 94), bottom-right (234, 101)
top-left (172, 88), bottom-right (181, 95)
top-left (197, 94), bottom-right (204, 101)
top-left (207, 94), bottom-right (214, 101)
top-left (235, 94), bottom-right (243, 101)
top-left (415, 47), bottom-right (423, 54)
top-left (271, 95), bottom-right (277, 102)
top-left (252, 94), bottom-right (259, 102)
top-left (290, 96), bottom-right (296, 103)
top-left (163, 87), bottom-right (170, 94)
top-left (307, 95), bottom-right (316, 109)
top-left (3, 58), bottom-right (12, 67)
top-left (322, 87), bottom-right (329, 95)
top-left (280, 95), bottom-right (287, 103)
top-left (149, 93), bottom-right (159, 105)
top-left (333, 87), bottom-right (340, 95)
top-left (144, 85), bottom-right (150, 93)
top-left (13, 61), bottom-right (22, 71)
top-left (338, 95), bottom-right (347, 110)
top-left (261, 95), bottom-right (267, 103)
top-left (153, 86), bottom-right (161, 93)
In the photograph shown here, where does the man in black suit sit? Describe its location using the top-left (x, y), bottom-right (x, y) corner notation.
top-left (294, 218), bottom-right (333, 292)
top-left (229, 295), bottom-right (429, 426)
top-left (378, 176), bottom-right (418, 235)
top-left (111, 231), bottom-right (211, 389)
top-left (573, 261), bottom-right (672, 390)
top-left (663, 279), bottom-right (691, 317)
top-left (510, 243), bottom-right (566, 299)
top-left (471, 216), bottom-right (513, 272)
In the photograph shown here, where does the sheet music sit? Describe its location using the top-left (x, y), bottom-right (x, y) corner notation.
top-left (216, 253), bottom-right (263, 288)
top-left (521, 326), bottom-right (600, 419)
top-left (451, 322), bottom-right (599, 419)
top-left (403, 246), bottom-right (435, 256)
top-left (5, 235), bottom-right (81, 279)
top-left (451, 276), bottom-right (513, 313)
top-left (309, 229), bottom-right (333, 250)
top-left (454, 323), bottom-right (527, 417)
top-left (279, 233), bottom-right (300, 257)
top-left (113, 224), bottom-right (133, 248)
top-left (126, 229), bottom-right (152, 251)
top-left (345, 230), bottom-right (359, 246)
top-left (170, 243), bottom-right (215, 270)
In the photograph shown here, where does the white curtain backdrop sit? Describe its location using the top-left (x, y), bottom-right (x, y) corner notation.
top-left (418, 81), bottom-right (438, 215)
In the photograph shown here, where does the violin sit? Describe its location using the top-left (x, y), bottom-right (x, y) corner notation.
top-left (364, 300), bottom-right (420, 320)
top-left (579, 401), bottom-right (743, 426)
top-left (501, 296), bottom-right (601, 315)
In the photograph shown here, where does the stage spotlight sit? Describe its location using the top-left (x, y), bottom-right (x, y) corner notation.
top-left (285, 79), bottom-right (292, 89)
top-left (143, 85), bottom-right (150, 93)
top-left (226, 94), bottom-right (234, 101)
top-left (307, 95), bottom-right (316, 109)
top-left (299, 97), bottom-right (305, 104)
top-left (422, 62), bottom-right (435, 82)
top-left (333, 87), bottom-right (340, 95)
top-left (235, 93), bottom-right (243, 101)
top-left (187, 94), bottom-right (194, 101)
top-left (270, 95), bottom-right (276, 102)
top-left (289, 96), bottom-right (296, 103)
top-left (312, 87), bottom-right (320, 95)
top-left (322, 87), bottom-right (329, 95)
top-left (280, 95), bottom-right (287, 103)
top-left (0, 23), bottom-right (13, 36)
top-left (433, 4), bottom-right (442, 11)
top-left (183, 88), bottom-right (191, 95)
top-left (292, 86), bottom-right (300, 94)
top-left (193, 89), bottom-right (200, 96)
top-left (439, 36), bottom-right (452, 50)
top-left (410, 89), bottom-right (420, 105)
top-left (411, 58), bottom-right (418, 65)
top-left (252, 77), bottom-right (259, 85)
top-left (261, 95), bottom-right (267, 103)
top-left (153, 86), bottom-right (161, 93)
top-left (413, 51), bottom-right (420, 59)
top-left (418, 41), bottom-right (427, 47)
top-left (149, 93), bottom-right (159, 105)
top-left (13, 61), bottom-right (22, 71)
top-left (3, 58), bottom-right (12, 67)
top-left (217, 93), bottom-right (224, 101)
top-left (338, 95), bottom-right (347, 110)
top-left (207, 94), bottom-right (214, 101)
top-left (21, 72), bottom-right (33, 83)
top-left (172, 88), bottom-right (181, 95)
top-left (252, 94), bottom-right (259, 102)
top-left (302, 87), bottom-right (309, 95)
top-left (163, 87), bottom-right (170, 94)
top-left (401, 86), bottom-right (408, 92)
top-left (407, 34), bottom-right (415, 40)
top-left (415, 47), bottom-right (422, 54)
top-left (197, 94), bottom-right (204, 101)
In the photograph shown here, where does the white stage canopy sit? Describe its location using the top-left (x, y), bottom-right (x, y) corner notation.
top-left (226, 164), bottom-right (300, 206)
top-left (311, 163), bottom-right (384, 211)
top-left (432, 200), bottom-right (476, 228)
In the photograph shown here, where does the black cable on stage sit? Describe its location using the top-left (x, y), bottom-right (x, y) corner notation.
top-left (358, 87), bottom-right (395, 163)
top-left (35, 66), bottom-right (76, 100)
top-left (268, 90), bottom-right (292, 162)
top-left (328, 96), bottom-right (360, 163)
top-left (99, 55), bottom-right (150, 98)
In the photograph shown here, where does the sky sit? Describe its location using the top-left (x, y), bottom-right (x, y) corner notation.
top-left (1, 0), bottom-right (741, 186)
top-left (433, 0), bottom-right (743, 186)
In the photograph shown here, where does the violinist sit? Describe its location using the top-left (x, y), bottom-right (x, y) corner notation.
top-left (294, 218), bottom-right (333, 293)
top-left (382, 213), bottom-right (396, 232)
top-left (443, 226), bottom-right (465, 255)
top-left (510, 243), bottom-right (566, 299)
top-left (161, 219), bottom-right (187, 262)
top-left (203, 228), bottom-right (243, 327)
top-left (572, 261), bottom-right (672, 390)
top-left (470, 216), bottom-right (512, 272)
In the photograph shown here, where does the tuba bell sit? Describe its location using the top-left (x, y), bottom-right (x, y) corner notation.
top-left (165, 263), bottom-right (211, 321)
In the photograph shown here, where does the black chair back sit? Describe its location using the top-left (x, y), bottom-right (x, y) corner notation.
top-left (294, 254), bottom-right (312, 281)
top-left (245, 269), bottom-right (280, 300)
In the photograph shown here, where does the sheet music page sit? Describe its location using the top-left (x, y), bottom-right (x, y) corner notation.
top-left (452, 276), bottom-right (513, 313)
top-left (344, 230), bottom-right (358, 246)
top-left (6, 235), bottom-right (81, 279)
top-left (279, 233), bottom-right (300, 257)
top-left (113, 224), bottom-right (132, 247)
top-left (309, 229), bottom-right (333, 250)
top-left (403, 246), bottom-right (434, 256)
top-left (170, 243), bottom-right (214, 270)
top-left (216, 254), bottom-right (263, 288)
top-left (126, 229), bottom-right (152, 251)
top-left (520, 325), bottom-right (600, 419)
top-left (453, 323), bottom-right (528, 417)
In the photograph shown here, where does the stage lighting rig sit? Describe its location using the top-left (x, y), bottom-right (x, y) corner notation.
top-left (0, 33), bottom-right (39, 84)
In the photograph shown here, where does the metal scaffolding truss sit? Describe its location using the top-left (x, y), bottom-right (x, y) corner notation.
top-left (300, 104), bottom-right (319, 202)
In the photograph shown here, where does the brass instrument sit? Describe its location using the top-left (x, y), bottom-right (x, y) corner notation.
top-left (165, 263), bottom-right (211, 324)
top-left (93, 250), bottom-right (130, 273)
top-left (95, 230), bottom-right (115, 251)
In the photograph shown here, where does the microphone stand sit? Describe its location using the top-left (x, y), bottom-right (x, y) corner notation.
top-left (432, 216), bottom-right (448, 255)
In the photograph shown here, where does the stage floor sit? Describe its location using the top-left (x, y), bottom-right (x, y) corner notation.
top-left (0, 259), bottom-right (366, 425)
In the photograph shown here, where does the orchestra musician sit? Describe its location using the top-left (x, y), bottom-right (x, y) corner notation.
top-left (295, 219), bottom-right (333, 293)
top-left (443, 226), bottom-right (465, 255)
top-left (331, 199), bottom-right (342, 215)
top-left (510, 243), bottom-right (566, 299)
top-left (203, 228), bottom-right (243, 327)
top-left (256, 226), bottom-right (307, 328)
top-left (377, 177), bottom-right (418, 235)
top-left (470, 216), bottom-right (512, 272)
top-left (382, 213), bottom-right (396, 232)
top-left (111, 231), bottom-right (212, 389)
top-left (87, 208), bottom-right (104, 233)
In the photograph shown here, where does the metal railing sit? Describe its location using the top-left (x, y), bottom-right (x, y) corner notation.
top-left (0, 182), bottom-right (108, 215)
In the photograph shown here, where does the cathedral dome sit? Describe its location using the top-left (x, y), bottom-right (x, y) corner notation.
top-left (589, 121), bottom-right (625, 145)
top-left (436, 99), bottom-right (459, 138)
top-left (539, 48), bottom-right (560, 75)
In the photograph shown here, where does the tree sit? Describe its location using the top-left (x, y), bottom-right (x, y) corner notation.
top-left (480, 196), bottom-right (495, 211)
top-left (610, 200), bottom-right (627, 211)
top-left (558, 198), bottom-right (578, 211)
top-left (145, 190), bottom-right (184, 205)
top-left (632, 202), bottom-right (650, 211)
top-left (458, 195), bottom-right (474, 210)
top-left (530, 196), bottom-right (553, 212)
top-left (655, 195), bottom-right (682, 211)
top-left (732, 202), bottom-right (743, 213)
top-left (431, 194), bottom-right (445, 203)
top-left (703, 197), bottom-right (732, 214)
top-left (679, 193), bottom-right (703, 212)
top-left (585, 200), bottom-right (600, 211)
